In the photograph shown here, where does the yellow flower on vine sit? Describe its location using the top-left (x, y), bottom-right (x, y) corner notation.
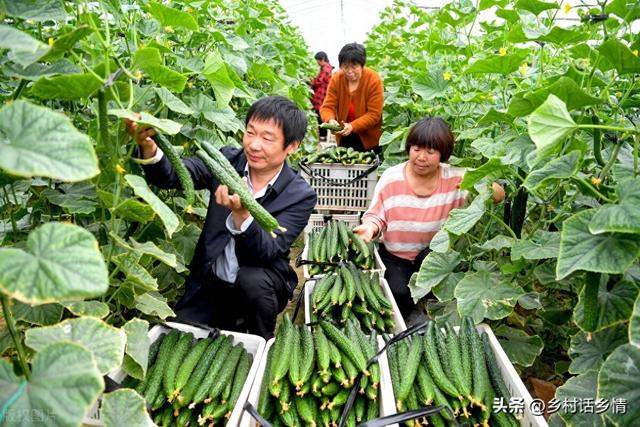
top-left (187, 81), bottom-right (193, 89)
top-left (591, 176), bottom-right (602, 187)
top-left (133, 70), bottom-right (143, 80)
top-left (443, 71), bottom-right (452, 81)
top-left (48, 37), bottom-right (54, 46)
top-left (116, 164), bottom-right (126, 174)
top-left (633, 49), bottom-right (638, 57)
top-left (564, 3), bottom-right (571, 14)
top-left (164, 26), bottom-right (174, 33)
top-left (499, 47), bottom-right (507, 56)
top-left (519, 62), bottom-right (529, 76)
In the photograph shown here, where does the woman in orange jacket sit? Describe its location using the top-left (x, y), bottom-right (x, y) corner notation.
top-left (320, 43), bottom-right (384, 152)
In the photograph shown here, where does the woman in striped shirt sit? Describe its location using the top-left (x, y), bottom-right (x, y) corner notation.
top-left (354, 117), bottom-right (505, 317)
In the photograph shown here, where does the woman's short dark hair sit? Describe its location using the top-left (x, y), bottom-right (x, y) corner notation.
top-left (246, 96), bottom-right (307, 148)
top-left (338, 43), bottom-right (366, 67)
top-left (405, 117), bottom-right (454, 162)
top-left (314, 51), bottom-right (329, 62)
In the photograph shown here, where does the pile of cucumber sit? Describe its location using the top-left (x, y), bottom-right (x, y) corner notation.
top-left (304, 146), bottom-right (377, 165)
top-left (387, 318), bottom-right (520, 427)
top-left (257, 316), bottom-right (381, 426)
top-left (306, 220), bottom-right (376, 276)
top-left (129, 329), bottom-right (252, 426)
top-left (310, 266), bottom-right (395, 333)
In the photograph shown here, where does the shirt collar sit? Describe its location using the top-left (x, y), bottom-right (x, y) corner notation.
top-left (243, 163), bottom-right (284, 198)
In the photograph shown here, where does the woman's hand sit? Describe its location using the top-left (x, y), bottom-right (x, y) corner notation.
top-left (124, 115), bottom-right (158, 159)
top-left (337, 122), bottom-right (353, 136)
top-left (352, 222), bottom-right (378, 244)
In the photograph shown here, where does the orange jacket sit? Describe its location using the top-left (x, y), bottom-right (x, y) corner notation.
top-left (320, 67), bottom-right (383, 150)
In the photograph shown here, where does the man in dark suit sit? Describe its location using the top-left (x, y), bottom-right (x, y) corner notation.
top-left (126, 96), bottom-right (316, 339)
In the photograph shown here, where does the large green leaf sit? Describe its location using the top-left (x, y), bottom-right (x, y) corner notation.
top-left (569, 323), bottom-right (628, 374)
top-left (146, 2), bottom-right (198, 31)
top-left (556, 210), bottom-right (640, 280)
top-left (144, 64), bottom-right (188, 93)
top-left (122, 319), bottom-right (150, 380)
top-left (605, 0), bottom-right (640, 22)
top-left (0, 342), bottom-right (103, 426)
top-left (0, 25), bottom-right (49, 67)
top-left (515, 0), bottom-right (558, 15)
top-left (454, 271), bottom-right (524, 323)
top-left (4, 0), bottom-right (65, 21)
top-left (132, 47), bottom-right (162, 69)
top-left (409, 251), bottom-right (461, 301)
top-left (555, 372), bottom-right (608, 426)
top-left (25, 317), bottom-right (126, 374)
top-left (523, 150), bottom-right (581, 191)
top-left (539, 26), bottom-right (590, 45)
top-left (511, 230), bottom-right (560, 260)
top-left (31, 73), bottom-right (102, 100)
top-left (464, 51), bottom-right (528, 74)
top-left (459, 157), bottom-right (510, 190)
top-left (0, 101), bottom-right (99, 182)
top-left (598, 38), bottom-right (640, 75)
top-left (108, 110), bottom-right (182, 135)
top-left (4, 60), bottom-right (81, 81)
top-left (129, 238), bottom-right (184, 271)
top-left (10, 301), bottom-right (63, 326)
top-left (477, 235), bottom-right (514, 251)
top-left (589, 178), bottom-right (640, 235)
top-left (574, 280), bottom-right (639, 332)
top-left (203, 108), bottom-right (244, 133)
top-left (411, 69), bottom-right (449, 101)
top-left (524, 77), bottom-right (604, 115)
top-left (124, 175), bottom-right (180, 237)
top-left (631, 293), bottom-right (640, 347)
top-left (202, 52), bottom-right (236, 109)
top-left (112, 252), bottom-right (158, 293)
top-left (134, 292), bottom-right (175, 319)
top-left (598, 344), bottom-right (640, 426)
top-left (443, 186), bottom-right (491, 235)
top-left (62, 301), bottom-right (109, 318)
top-left (494, 325), bottom-right (544, 367)
top-left (40, 26), bottom-right (92, 62)
top-left (42, 188), bottom-right (97, 215)
top-left (0, 222), bottom-right (109, 304)
top-left (528, 95), bottom-right (577, 159)
top-left (429, 228), bottom-right (451, 253)
top-left (101, 389), bottom-right (154, 427)
top-left (154, 87), bottom-right (194, 115)
top-left (171, 223), bottom-right (200, 264)
top-left (114, 199), bottom-right (156, 223)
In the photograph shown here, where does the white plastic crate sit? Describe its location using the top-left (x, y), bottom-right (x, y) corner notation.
top-left (239, 336), bottom-right (397, 427)
top-left (300, 162), bottom-right (378, 212)
top-left (304, 212), bottom-right (361, 234)
top-left (301, 235), bottom-right (386, 279)
top-left (384, 324), bottom-right (548, 427)
top-left (303, 277), bottom-right (407, 333)
top-left (477, 324), bottom-right (549, 427)
top-left (83, 322), bottom-right (266, 427)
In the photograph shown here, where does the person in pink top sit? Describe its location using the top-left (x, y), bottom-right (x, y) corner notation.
top-left (353, 117), bottom-right (505, 317)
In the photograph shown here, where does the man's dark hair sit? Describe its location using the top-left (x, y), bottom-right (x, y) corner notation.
top-left (405, 117), bottom-right (454, 162)
top-left (314, 51), bottom-right (329, 62)
top-left (338, 42), bottom-right (366, 67)
top-left (246, 96), bottom-right (307, 148)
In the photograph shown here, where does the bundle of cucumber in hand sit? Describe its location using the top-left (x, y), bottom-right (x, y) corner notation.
top-left (320, 122), bottom-right (344, 132)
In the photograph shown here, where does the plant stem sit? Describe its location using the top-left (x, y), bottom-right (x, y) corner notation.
top-left (486, 210), bottom-right (518, 239)
top-left (11, 80), bottom-right (27, 100)
top-left (0, 294), bottom-right (31, 379)
top-left (598, 142), bottom-right (622, 180)
top-left (2, 187), bottom-right (18, 237)
top-left (577, 124), bottom-right (638, 133)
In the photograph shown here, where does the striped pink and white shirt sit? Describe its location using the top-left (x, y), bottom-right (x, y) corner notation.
top-left (362, 162), bottom-right (468, 261)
